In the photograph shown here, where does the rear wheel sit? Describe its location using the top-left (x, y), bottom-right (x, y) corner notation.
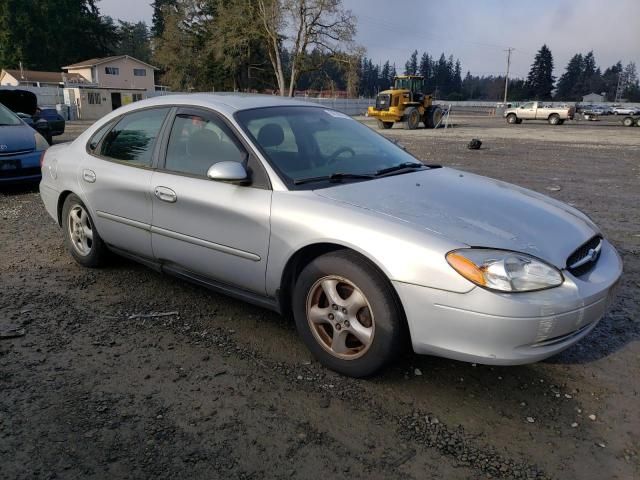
top-left (622, 116), bottom-right (635, 127)
top-left (377, 120), bottom-right (394, 129)
top-left (404, 107), bottom-right (421, 130)
top-left (506, 113), bottom-right (518, 124)
top-left (635, 118), bottom-right (640, 127)
top-left (292, 250), bottom-right (405, 377)
top-left (62, 194), bottom-right (108, 267)
top-left (425, 106), bottom-right (443, 129)
top-left (548, 114), bottom-right (560, 125)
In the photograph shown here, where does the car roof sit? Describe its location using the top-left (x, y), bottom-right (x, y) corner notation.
top-left (124, 93), bottom-right (320, 116)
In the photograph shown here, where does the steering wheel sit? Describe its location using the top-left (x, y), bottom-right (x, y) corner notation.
top-left (327, 146), bottom-right (356, 165)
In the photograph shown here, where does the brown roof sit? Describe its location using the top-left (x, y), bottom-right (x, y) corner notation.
top-left (2, 69), bottom-right (63, 84)
top-left (63, 55), bottom-right (158, 70)
top-left (2, 69), bottom-right (92, 85)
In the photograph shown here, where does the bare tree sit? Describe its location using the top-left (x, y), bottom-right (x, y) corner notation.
top-left (256, 0), bottom-right (356, 96)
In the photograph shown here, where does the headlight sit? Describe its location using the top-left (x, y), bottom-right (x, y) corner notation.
top-left (446, 249), bottom-right (563, 292)
top-left (34, 132), bottom-right (49, 151)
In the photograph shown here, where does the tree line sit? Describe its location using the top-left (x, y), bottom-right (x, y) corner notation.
top-left (1, 0), bottom-right (638, 102)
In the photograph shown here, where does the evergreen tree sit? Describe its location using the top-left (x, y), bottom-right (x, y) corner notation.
top-left (152, 0), bottom-right (178, 37)
top-left (433, 53), bottom-right (449, 97)
top-left (404, 50), bottom-right (418, 75)
top-left (623, 62), bottom-right (640, 101)
top-left (380, 61), bottom-right (391, 90)
top-left (556, 53), bottom-right (584, 100)
top-left (418, 53), bottom-right (431, 82)
top-left (115, 21), bottom-right (152, 63)
top-left (0, 0), bottom-right (117, 71)
top-left (526, 44), bottom-right (555, 99)
top-left (601, 62), bottom-right (624, 100)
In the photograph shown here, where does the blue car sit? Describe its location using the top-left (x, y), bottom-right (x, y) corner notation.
top-left (0, 102), bottom-right (49, 183)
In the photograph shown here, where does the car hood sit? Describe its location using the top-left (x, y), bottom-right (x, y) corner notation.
top-left (314, 168), bottom-right (598, 269)
top-left (0, 125), bottom-right (36, 153)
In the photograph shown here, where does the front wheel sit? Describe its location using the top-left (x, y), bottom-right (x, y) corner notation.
top-left (506, 113), bottom-right (518, 124)
top-left (622, 116), bottom-right (635, 127)
top-left (62, 194), bottom-right (108, 267)
top-left (404, 108), bottom-right (421, 130)
top-left (377, 120), bottom-right (394, 129)
top-left (292, 250), bottom-right (406, 377)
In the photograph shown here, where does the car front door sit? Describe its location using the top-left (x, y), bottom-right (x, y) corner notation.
top-left (519, 102), bottom-right (536, 119)
top-left (80, 107), bottom-right (170, 259)
top-left (150, 107), bottom-right (272, 295)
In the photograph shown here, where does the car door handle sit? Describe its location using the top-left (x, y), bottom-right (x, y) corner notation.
top-left (82, 169), bottom-right (96, 183)
top-left (154, 186), bottom-right (177, 203)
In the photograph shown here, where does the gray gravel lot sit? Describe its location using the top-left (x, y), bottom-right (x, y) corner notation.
top-left (1, 114), bottom-right (638, 480)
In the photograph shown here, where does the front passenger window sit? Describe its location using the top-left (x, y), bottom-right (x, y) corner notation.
top-left (165, 114), bottom-right (246, 177)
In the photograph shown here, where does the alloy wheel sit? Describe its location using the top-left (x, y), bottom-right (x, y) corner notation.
top-left (68, 204), bottom-right (94, 256)
top-left (306, 275), bottom-right (375, 360)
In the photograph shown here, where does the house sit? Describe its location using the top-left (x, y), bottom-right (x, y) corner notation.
top-left (582, 92), bottom-right (605, 103)
top-left (0, 68), bottom-right (87, 88)
top-left (62, 55), bottom-right (159, 119)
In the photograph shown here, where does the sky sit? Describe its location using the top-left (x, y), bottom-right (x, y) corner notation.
top-left (97, 0), bottom-right (640, 78)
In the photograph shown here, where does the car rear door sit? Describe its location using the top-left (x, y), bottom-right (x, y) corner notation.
top-left (150, 107), bottom-right (272, 295)
top-left (80, 107), bottom-right (171, 259)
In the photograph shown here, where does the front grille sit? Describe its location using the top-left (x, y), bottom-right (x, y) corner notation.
top-left (375, 94), bottom-right (391, 110)
top-left (567, 236), bottom-right (602, 276)
top-left (0, 167), bottom-right (40, 179)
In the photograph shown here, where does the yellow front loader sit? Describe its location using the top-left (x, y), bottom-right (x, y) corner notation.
top-left (367, 75), bottom-right (443, 130)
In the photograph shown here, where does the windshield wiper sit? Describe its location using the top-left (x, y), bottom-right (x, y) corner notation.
top-left (294, 172), bottom-right (375, 185)
top-left (374, 162), bottom-right (427, 177)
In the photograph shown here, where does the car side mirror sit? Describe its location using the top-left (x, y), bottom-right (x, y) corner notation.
top-left (206, 161), bottom-right (249, 184)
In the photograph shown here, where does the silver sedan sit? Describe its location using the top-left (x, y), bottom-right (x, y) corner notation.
top-left (39, 94), bottom-right (622, 377)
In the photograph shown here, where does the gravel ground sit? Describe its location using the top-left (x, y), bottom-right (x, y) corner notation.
top-left (1, 115), bottom-right (638, 480)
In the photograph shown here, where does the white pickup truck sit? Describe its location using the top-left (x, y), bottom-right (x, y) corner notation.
top-left (504, 101), bottom-right (575, 125)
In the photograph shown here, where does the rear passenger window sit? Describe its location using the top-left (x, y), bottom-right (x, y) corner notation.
top-left (88, 121), bottom-right (114, 151)
top-left (100, 108), bottom-right (169, 166)
top-left (164, 113), bottom-right (246, 177)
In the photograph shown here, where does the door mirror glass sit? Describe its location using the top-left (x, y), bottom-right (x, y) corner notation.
top-left (207, 161), bottom-right (248, 183)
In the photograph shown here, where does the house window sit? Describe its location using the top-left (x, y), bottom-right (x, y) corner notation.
top-left (88, 92), bottom-right (101, 105)
top-left (133, 69), bottom-right (146, 77)
top-left (105, 67), bottom-right (120, 75)
top-left (132, 93), bottom-right (143, 102)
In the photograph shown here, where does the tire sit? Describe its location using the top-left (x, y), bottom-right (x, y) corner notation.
top-left (62, 194), bottom-right (108, 267)
top-left (292, 250), bottom-right (405, 377)
top-left (404, 107), bottom-right (421, 130)
top-left (548, 114), bottom-right (560, 125)
top-left (424, 106), bottom-right (443, 129)
top-left (557, 119), bottom-right (565, 125)
top-left (515, 118), bottom-right (523, 124)
top-left (506, 113), bottom-right (517, 124)
top-left (636, 118), bottom-right (640, 127)
top-left (377, 120), bottom-right (393, 129)
top-left (622, 116), bottom-right (634, 127)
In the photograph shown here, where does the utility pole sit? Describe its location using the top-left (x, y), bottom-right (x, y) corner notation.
top-left (503, 48), bottom-right (514, 103)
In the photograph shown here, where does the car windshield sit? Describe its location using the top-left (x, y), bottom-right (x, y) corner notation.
top-left (235, 106), bottom-right (424, 188)
top-left (0, 102), bottom-right (22, 126)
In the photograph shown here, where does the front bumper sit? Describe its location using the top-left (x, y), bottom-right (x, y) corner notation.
top-left (394, 239), bottom-right (623, 365)
top-left (0, 151), bottom-right (42, 183)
